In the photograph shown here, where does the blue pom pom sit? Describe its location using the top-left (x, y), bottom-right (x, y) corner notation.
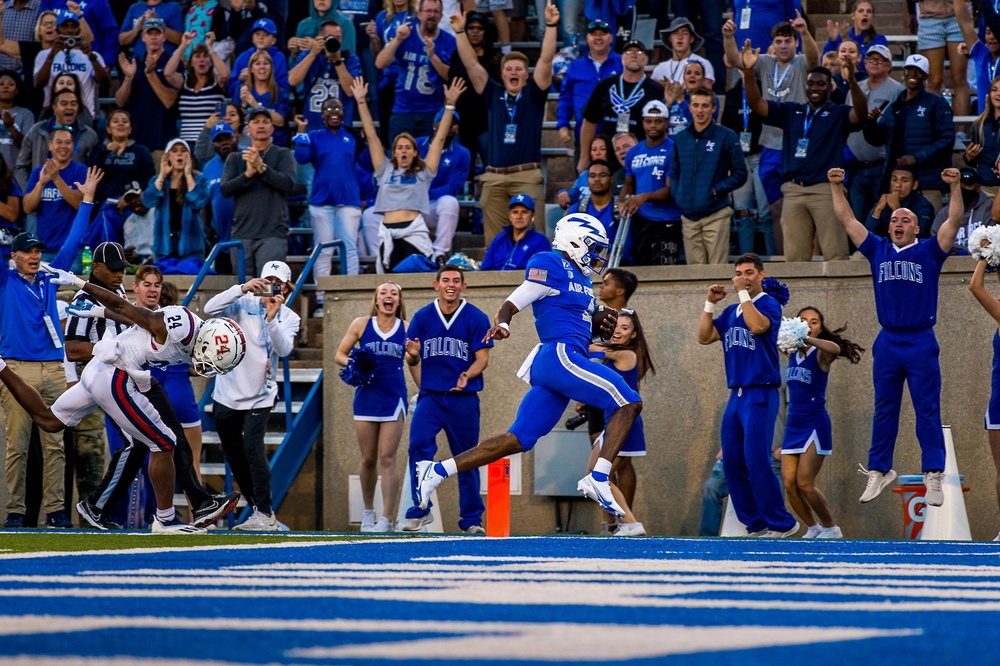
top-left (761, 277), bottom-right (790, 306)
top-left (339, 348), bottom-right (377, 387)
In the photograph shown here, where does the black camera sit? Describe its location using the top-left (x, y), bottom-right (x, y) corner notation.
top-left (61, 35), bottom-right (80, 50)
top-left (324, 36), bottom-right (341, 54)
top-left (564, 413), bottom-right (588, 431)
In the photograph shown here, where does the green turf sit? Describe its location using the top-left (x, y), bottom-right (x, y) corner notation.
top-left (0, 532), bottom-right (365, 553)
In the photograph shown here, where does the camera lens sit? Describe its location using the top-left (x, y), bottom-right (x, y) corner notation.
top-left (324, 36), bottom-right (341, 53)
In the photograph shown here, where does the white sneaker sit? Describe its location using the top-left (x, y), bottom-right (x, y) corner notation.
top-left (234, 509), bottom-right (278, 532)
top-left (576, 473), bottom-right (625, 518)
top-left (462, 524), bottom-right (486, 535)
top-left (151, 516), bottom-right (206, 534)
top-left (359, 509), bottom-right (377, 533)
top-left (859, 465), bottom-right (897, 503)
top-left (993, 531), bottom-right (1000, 542)
top-left (613, 521), bottom-right (646, 537)
top-left (372, 516), bottom-right (393, 532)
top-left (924, 471), bottom-right (944, 507)
top-left (762, 521), bottom-right (800, 539)
top-left (801, 524), bottom-right (823, 539)
top-left (817, 525), bottom-right (844, 539)
top-left (415, 461), bottom-right (445, 510)
top-left (399, 514), bottom-right (434, 532)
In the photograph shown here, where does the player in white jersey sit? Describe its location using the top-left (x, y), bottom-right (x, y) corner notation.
top-left (0, 272), bottom-right (247, 533)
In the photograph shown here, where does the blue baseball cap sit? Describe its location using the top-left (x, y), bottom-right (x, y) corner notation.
top-left (56, 9), bottom-right (79, 25)
top-left (433, 107), bottom-right (460, 124)
top-left (508, 193), bottom-right (535, 211)
top-left (252, 18), bottom-right (277, 35)
top-left (210, 121), bottom-right (235, 139)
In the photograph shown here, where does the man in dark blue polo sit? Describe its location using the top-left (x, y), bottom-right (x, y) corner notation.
top-left (739, 45), bottom-right (867, 262)
top-left (479, 194), bottom-right (551, 270)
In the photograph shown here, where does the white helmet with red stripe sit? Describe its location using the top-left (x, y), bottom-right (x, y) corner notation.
top-left (192, 317), bottom-right (247, 377)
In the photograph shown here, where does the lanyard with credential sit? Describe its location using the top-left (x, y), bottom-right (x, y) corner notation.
top-left (23, 274), bottom-right (62, 349)
top-left (741, 87), bottom-right (750, 132)
top-left (610, 75), bottom-right (647, 114)
top-left (504, 91), bottom-right (521, 124)
top-left (803, 107), bottom-right (818, 136)
top-left (773, 60), bottom-right (792, 92)
top-left (258, 302), bottom-right (275, 384)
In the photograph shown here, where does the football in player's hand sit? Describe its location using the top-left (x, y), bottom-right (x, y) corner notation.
top-left (593, 305), bottom-right (618, 340)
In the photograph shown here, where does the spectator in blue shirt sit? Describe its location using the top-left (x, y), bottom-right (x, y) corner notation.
top-left (375, 0), bottom-right (455, 142)
top-left (621, 100), bottom-right (682, 265)
top-left (289, 21), bottom-right (363, 128)
top-left (576, 159), bottom-right (629, 262)
top-left (742, 45), bottom-right (868, 262)
top-left (23, 127), bottom-right (85, 254)
top-left (369, 0), bottom-right (417, 146)
top-left (143, 137), bottom-right (210, 260)
top-left (114, 19), bottom-right (180, 153)
top-left (119, 0), bottom-right (184, 59)
top-left (293, 98), bottom-right (364, 283)
top-left (415, 108), bottom-right (469, 261)
top-left (201, 122), bottom-right (237, 270)
top-left (956, 0), bottom-right (1000, 117)
top-left (670, 86), bottom-right (747, 264)
top-left (0, 165), bottom-right (99, 530)
top-left (234, 50), bottom-right (291, 146)
top-left (556, 20), bottom-right (621, 151)
top-left (479, 192), bottom-right (551, 270)
top-left (227, 18), bottom-right (289, 97)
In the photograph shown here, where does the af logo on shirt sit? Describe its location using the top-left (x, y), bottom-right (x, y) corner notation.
top-left (917, 106), bottom-right (926, 117)
top-left (705, 141), bottom-right (715, 152)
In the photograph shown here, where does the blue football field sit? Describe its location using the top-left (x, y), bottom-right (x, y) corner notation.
top-left (0, 534), bottom-right (997, 665)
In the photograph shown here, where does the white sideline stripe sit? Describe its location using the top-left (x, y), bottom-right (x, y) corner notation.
top-left (0, 616), bottom-right (921, 662)
top-left (556, 342), bottom-right (630, 407)
top-left (1, 587), bottom-right (999, 612)
top-left (0, 658), bottom-right (242, 666)
top-left (0, 536), bottom-right (465, 561)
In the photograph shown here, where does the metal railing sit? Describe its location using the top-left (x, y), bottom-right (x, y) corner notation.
top-left (181, 241), bottom-right (246, 307)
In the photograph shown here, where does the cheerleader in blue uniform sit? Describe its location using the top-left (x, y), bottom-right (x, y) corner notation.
top-left (968, 250), bottom-right (1000, 542)
top-left (335, 282), bottom-right (411, 533)
top-left (589, 309), bottom-right (656, 536)
top-left (781, 307), bottom-right (864, 539)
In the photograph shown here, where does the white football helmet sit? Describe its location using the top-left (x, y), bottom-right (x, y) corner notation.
top-left (192, 317), bottom-right (247, 377)
top-left (551, 213), bottom-right (611, 276)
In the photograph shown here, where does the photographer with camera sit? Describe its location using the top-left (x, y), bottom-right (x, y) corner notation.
top-left (33, 10), bottom-right (108, 118)
top-left (289, 20), bottom-right (363, 129)
top-left (204, 260), bottom-right (301, 531)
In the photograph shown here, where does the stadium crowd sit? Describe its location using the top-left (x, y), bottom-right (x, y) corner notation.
top-left (2, 0), bottom-right (1000, 534)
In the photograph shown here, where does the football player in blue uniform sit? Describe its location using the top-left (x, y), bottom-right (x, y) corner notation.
top-left (699, 252), bottom-right (799, 537)
top-left (829, 166), bottom-right (964, 507)
top-left (414, 213), bottom-right (643, 517)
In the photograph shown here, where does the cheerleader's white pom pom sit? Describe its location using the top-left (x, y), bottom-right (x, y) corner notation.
top-left (777, 317), bottom-right (810, 354)
top-left (969, 225), bottom-right (1000, 266)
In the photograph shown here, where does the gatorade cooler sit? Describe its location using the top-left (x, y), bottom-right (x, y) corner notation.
top-left (892, 474), bottom-right (967, 540)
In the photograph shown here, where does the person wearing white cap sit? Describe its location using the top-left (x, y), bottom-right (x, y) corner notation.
top-left (844, 43), bottom-right (903, 222)
top-left (144, 137), bottom-right (210, 261)
top-left (620, 99), bottom-right (683, 265)
top-left (865, 53), bottom-right (954, 212)
top-left (204, 260), bottom-right (301, 531)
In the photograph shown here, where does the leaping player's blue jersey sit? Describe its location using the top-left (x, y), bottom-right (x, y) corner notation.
top-left (858, 233), bottom-right (949, 331)
top-left (713, 292), bottom-right (782, 388)
top-left (407, 299), bottom-right (493, 393)
top-left (786, 346), bottom-right (828, 408)
top-left (525, 251), bottom-right (595, 353)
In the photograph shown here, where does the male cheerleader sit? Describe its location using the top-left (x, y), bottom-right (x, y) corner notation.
top-left (829, 167), bottom-right (964, 506)
top-left (414, 214), bottom-right (643, 517)
top-left (400, 264), bottom-right (493, 533)
top-left (0, 267), bottom-right (246, 533)
top-left (698, 252), bottom-right (799, 537)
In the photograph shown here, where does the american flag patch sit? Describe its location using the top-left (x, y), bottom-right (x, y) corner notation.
top-left (528, 268), bottom-right (548, 282)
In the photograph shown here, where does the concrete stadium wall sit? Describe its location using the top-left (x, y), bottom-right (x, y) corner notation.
top-left (321, 257), bottom-right (1000, 540)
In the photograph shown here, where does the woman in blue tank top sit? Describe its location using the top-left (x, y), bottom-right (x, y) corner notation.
top-left (335, 282), bottom-right (412, 533)
top-left (781, 307), bottom-right (864, 540)
top-left (969, 254), bottom-right (1000, 542)
top-left (587, 310), bottom-right (655, 537)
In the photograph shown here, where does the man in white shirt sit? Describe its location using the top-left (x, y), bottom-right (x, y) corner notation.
top-left (33, 10), bottom-right (109, 117)
top-left (204, 260), bottom-right (301, 531)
